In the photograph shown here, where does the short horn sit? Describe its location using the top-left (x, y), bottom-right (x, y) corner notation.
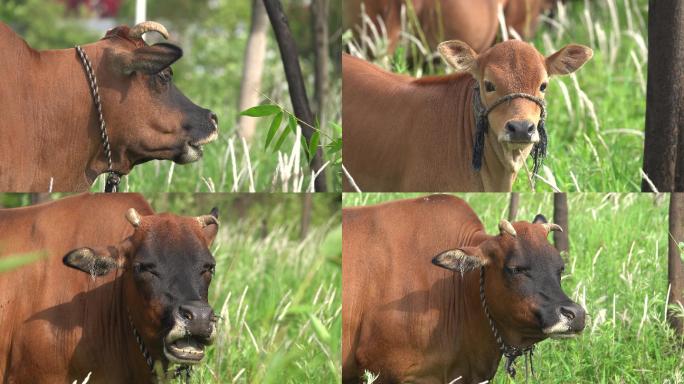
top-left (197, 215), bottom-right (219, 227)
top-left (129, 21), bottom-right (169, 40)
top-left (542, 223), bottom-right (563, 233)
top-left (126, 208), bottom-right (141, 228)
top-left (498, 219), bottom-right (517, 237)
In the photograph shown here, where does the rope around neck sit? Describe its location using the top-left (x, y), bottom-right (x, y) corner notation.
top-left (127, 310), bottom-right (192, 383)
top-left (75, 45), bottom-right (121, 193)
top-left (479, 267), bottom-right (536, 379)
top-left (471, 85), bottom-right (548, 177)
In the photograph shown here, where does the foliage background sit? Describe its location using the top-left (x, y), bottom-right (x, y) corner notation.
top-left (0, 193), bottom-right (342, 383)
top-left (344, 193), bottom-right (684, 383)
top-left (0, 0), bottom-right (342, 192)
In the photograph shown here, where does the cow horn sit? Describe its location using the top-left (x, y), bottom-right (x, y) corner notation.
top-left (498, 219), bottom-right (517, 237)
top-left (542, 223), bottom-right (563, 233)
top-left (126, 208), bottom-right (141, 228)
top-left (197, 215), bottom-right (219, 227)
top-left (129, 21), bottom-right (169, 40)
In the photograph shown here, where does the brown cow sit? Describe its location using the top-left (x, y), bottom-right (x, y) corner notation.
top-left (0, 193), bottom-right (220, 383)
top-left (0, 21), bottom-right (218, 192)
top-left (342, 39), bottom-right (592, 191)
top-left (344, 0), bottom-right (553, 55)
top-left (342, 195), bottom-right (585, 383)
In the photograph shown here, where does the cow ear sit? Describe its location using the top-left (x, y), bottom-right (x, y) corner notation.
top-left (532, 214), bottom-right (548, 224)
top-left (122, 42), bottom-right (183, 75)
top-left (546, 44), bottom-right (593, 76)
top-left (62, 240), bottom-right (131, 276)
top-left (438, 40), bottom-right (478, 73)
top-left (198, 207), bottom-right (220, 245)
top-left (432, 247), bottom-right (488, 273)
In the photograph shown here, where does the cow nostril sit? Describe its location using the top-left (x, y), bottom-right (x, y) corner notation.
top-left (506, 122), bottom-right (516, 133)
top-left (209, 112), bottom-right (218, 125)
top-left (178, 306), bottom-right (194, 321)
top-left (560, 306), bottom-right (576, 321)
top-left (527, 123), bottom-right (535, 134)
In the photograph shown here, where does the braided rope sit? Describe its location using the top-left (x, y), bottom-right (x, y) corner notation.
top-left (127, 310), bottom-right (192, 383)
top-left (75, 46), bottom-right (120, 192)
top-left (479, 267), bottom-right (535, 379)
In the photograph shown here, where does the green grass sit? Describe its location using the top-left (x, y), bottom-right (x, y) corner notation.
top-left (173, 195), bottom-right (341, 383)
top-left (344, 193), bottom-right (684, 383)
top-left (345, 0), bottom-right (647, 192)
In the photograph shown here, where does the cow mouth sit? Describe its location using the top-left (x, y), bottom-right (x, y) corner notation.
top-left (177, 131), bottom-right (218, 164)
top-left (163, 337), bottom-right (208, 363)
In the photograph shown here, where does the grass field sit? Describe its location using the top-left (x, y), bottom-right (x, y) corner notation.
top-left (343, 193), bottom-right (684, 383)
top-left (345, 0), bottom-right (647, 192)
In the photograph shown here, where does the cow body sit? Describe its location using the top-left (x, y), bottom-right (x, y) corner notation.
top-left (344, 0), bottom-right (500, 54)
top-left (0, 193), bottom-right (219, 383)
top-left (0, 22), bottom-right (218, 192)
top-left (343, 54), bottom-right (496, 191)
top-left (343, 195), bottom-right (585, 383)
top-left (0, 194), bottom-right (153, 382)
top-left (344, 0), bottom-right (550, 54)
top-left (343, 196), bottom-right (497, 383)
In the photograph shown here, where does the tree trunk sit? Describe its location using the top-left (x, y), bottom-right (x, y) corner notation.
top-left (29, 193), bottom-right (51, 205)
top-left (311, 0), bottom-right (329, 125)
top-left (668, 193), bottom-right (684, 336)
top-left (553, 193), bottom-right (569, 254)
top-left (508, 193), bottom-right (520, 221)
top-left (263, 0), bottom-right (328, 192)
top-left (237, 0), bottom-right (269, 142)
top-left (300, 193), bottom-right (313, 239)
top-left (642, 1), bottom-right (684, 192)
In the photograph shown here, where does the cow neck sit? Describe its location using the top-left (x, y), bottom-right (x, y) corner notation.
top-left (479, 267), bottom-right (536, 380)
top-left (126, 307), bottom-right (192, 383)
top-left (75, 45), bottom-right (121, 192)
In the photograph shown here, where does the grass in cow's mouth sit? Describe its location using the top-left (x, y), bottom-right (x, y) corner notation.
top-left (346, 0), bottom-right (647, 192)
top-left (344, 193), bottom-right (683, 383)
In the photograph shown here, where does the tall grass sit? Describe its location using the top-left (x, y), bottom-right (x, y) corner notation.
top-left (343, 193), bottom-right (684, 383)
top-left (344, 0), bottom-right (647, 192)
top-left (186, 201), bottom-right (341, 383)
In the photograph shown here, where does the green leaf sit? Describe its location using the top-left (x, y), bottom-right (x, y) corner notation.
top-left (273, 125), bottom-right (291, 153)
top-left (0, 251), bottom-right (46, 273)
top-left (308, 314), bottom-right (331, 344)
top-left (308, 132), bottom-right (320, 161)
top-left (240, 104), bottom-right (281, 117)
top-left (287, 114), bottom-right (298, 134)
top-left (264, 111), bottom-right (284, 150)
top-left (301, 135), bottom-right (310, 161)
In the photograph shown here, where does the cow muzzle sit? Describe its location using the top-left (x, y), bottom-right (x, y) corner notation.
top-left (502, 119), bottom-right (539, 144)
top-left (163, 301), bottom-right (218, 364)
top-left (177, 112), bottom-right (219, 164)
top-left (542, 302), bottom-right (586, 339)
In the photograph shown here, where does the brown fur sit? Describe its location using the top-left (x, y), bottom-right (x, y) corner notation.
top-left (344, 0), bottom-right (552, 54)
top-left (342, 40), bottom-right (592, 192)
top-left (342, 195), bottom-right (575, 383)
top-left (0, 194), bottom-right (215, 383)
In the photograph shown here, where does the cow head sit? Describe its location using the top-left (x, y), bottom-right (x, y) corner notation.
top-left (438, 39), bottom-right (592, 172)
top-left (62, 207), bottom-right (220, 365)
top-left (86, 22), bottom-right (218, 168)
top-left (432, 215), bottom-right (585, 346)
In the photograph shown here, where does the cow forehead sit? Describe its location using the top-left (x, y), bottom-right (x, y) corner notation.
top-left (134, 214), bottom-right (212, 261)
top-left (495, 223), bottom-right (562, 265)
top-left (480, 41), bottom-right (547, 88)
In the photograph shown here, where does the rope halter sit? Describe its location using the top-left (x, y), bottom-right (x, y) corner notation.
top-left (75, 45), bottom-right (121, 193)
top-left (479, 267), bottom-right (536, 379)
top-left (471, 84), bottom-right (548, 176)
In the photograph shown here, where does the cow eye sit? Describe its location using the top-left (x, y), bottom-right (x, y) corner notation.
top-left (540, 82), bottom-right (547, 92)
top-left (158, 69), bottom-right (172, 83)
top-left (507, 266), bottom-right (528, 274)
top-left (135, 263), bottom-right (159, 277)
top-left (484, 81), bottom-right (496, 93)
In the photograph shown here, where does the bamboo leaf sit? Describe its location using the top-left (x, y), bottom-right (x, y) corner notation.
top-left (240, 104), bottom-right (281, 117)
